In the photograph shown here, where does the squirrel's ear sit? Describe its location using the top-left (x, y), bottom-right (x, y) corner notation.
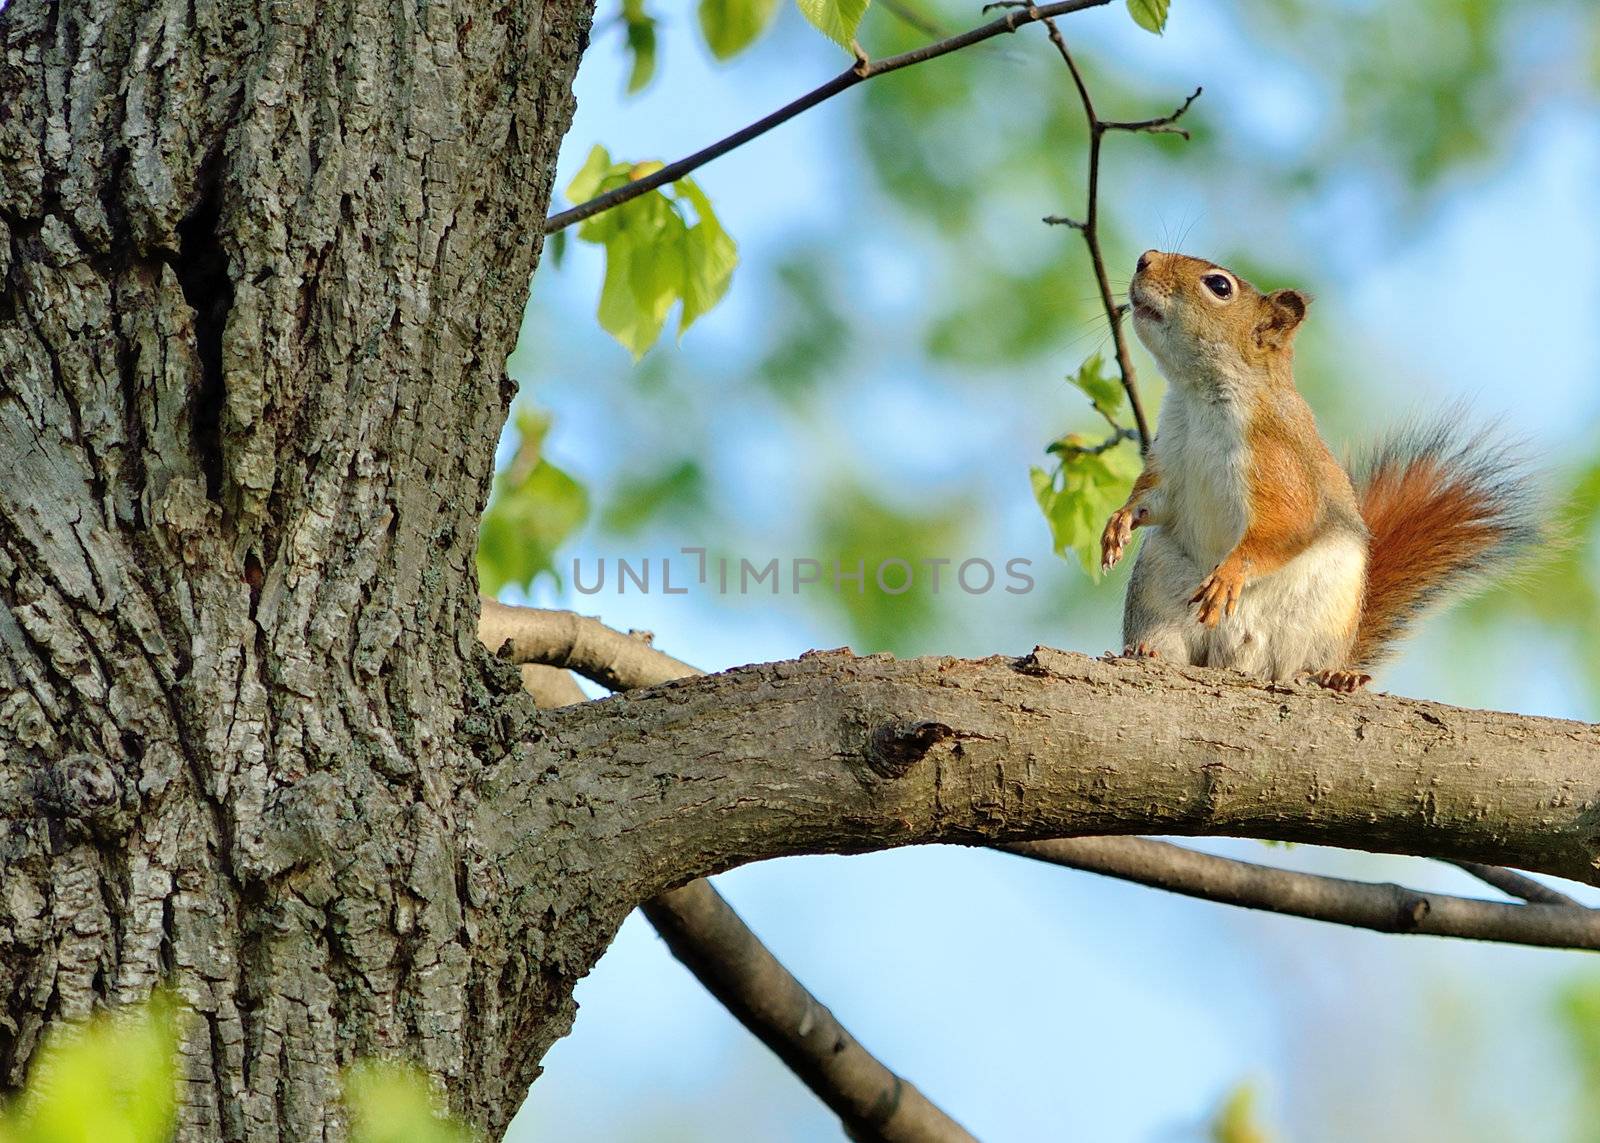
top-left (1256, 288), bottom-right (1310, 348)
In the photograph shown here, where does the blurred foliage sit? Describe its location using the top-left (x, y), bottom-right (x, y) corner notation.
top-left (0, 993), bottom-right (179, 1143)
top-left (478, 405), bottom-right (589, 594)
top-left (810, 484), bottom-right (973, 653)
top-left (1207, 1082), bottom-right (1275, 1143)
top-left (601, 458), bottom-right (710, 535)
top-left (1558, 973), bottom-right (1600, 1143)
top-left (344, 1062), bottom-right (479, 1143)
top-left (0, 996), bottom-right (477, 1143)
top-left (699, 0), bottom-right (782, 59)
top-left (620, 0), bottom-right (658, 93)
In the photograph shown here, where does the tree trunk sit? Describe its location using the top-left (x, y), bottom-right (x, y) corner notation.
top-left (0, 0), bottom-right (594, 1136)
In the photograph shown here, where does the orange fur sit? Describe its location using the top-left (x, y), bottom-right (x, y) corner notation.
top-left (1353, 452), bottom-right (1524, 669)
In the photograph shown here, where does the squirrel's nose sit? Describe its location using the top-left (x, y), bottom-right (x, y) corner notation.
top-left (1136, 250), bottom-right (1157, 274)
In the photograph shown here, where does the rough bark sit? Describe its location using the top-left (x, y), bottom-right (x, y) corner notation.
top-left (493, 648), bottom-right (1600, 894)
top-left (0, 0), bottom-right (592, 1137)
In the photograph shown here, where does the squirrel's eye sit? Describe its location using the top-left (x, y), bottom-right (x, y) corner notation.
top-left (1202, 274), bottom-right (1234, 300)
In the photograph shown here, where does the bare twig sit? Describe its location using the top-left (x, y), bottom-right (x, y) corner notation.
top-left (1049, 426), bottom-right (1139, 457)
top-left (1038, 18), bottom-right (1198, 453)
top-left (1004, 837), bottom-right (1600, 951)
top-left (485, 601), bottom-right (1600, 952)
top-left (542, 0), bottom-right (1111, 234)
top-left (643, 881), bottom-right (980, 1143)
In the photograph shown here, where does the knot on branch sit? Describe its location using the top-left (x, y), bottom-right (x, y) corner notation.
top-left (866, 720), bottom-right (955, 779)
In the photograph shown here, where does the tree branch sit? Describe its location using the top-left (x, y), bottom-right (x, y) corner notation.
top-left (1445, 860), bottom-right (1582, 907)
top-left (541, 0), bottom-right (1111, 234)
top-left (504, 644), bottom-right (1600, 894)
top-left (479, 597), bottom-right (698, 690)
top-left (642, 881), bottom-right (979, 1142)
top-left (490, 603), bottom-right (973, 1142)
top-left (484, 602), bottom-right (1600, 912)
top-left (1003, 837), bottom-right (1600, 951)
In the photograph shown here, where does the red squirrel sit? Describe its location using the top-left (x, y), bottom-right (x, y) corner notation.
top-left (1100, 250), bottom-right (1536, 692)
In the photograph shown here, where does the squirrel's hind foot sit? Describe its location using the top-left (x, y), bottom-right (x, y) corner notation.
top-left (1306, 668), bottom-right (1372, 694)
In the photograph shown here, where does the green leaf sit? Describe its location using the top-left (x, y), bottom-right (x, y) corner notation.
top-left (675, 179), bottom-right (738, 334)
top-left (1032, 441), bottom-right (1140, 578)
top-left (346, 1062), bottom-right (475, 1143)
top-left (795, 0), bottom-right (869, 49)
top-left (565, 144), bottom-right (617, 208)
top-left (698, 0), bottom-right (781, 59)
top-left (565, 155), bottom-right (740, 357)
top-left (477, 407), bottom-right (590, 593)
top-left (1067, 352), bottom-right (1126, 423)
top-left (6, 992), bottom-right (180, 1143)
top-left (622, 0), bottom-right (658, 94)
top-left (1126, 0), bottom-right (1169, 34)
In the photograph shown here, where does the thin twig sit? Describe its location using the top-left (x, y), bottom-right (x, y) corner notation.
top-left (1049, 426), bottom-right (1139, 457)
top-left (643, 881), bottom-right (980, 1142)
top-left (1037, 17), bottom-right (1195, 454)
top-left (1005, 837), bottom-right (1600, 951)
top-left (484, 601), bottom-right (1599, 953)
top-left (542, 0), bottom-right (1111, 234)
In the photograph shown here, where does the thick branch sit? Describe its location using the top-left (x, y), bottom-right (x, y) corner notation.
top-left (542, 0), bottom-right (1110, 234)
top-left (642, 881), bottom-right (979, 1142)
top-left (494, 647), bottom-right (1600, 894)
top-left (1003, 838), bottom-right (1600, 950)
top-left (484, 603), bottom-right (1600, 912)
top-left (491, 604), bottom-right (972, 1142)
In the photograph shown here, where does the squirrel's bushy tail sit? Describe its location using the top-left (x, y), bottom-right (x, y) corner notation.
top-left (1351, 418), bottom-right (1539, 671)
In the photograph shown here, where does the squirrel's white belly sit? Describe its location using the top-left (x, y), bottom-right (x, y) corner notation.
top-left (1125, 527), bottom-right (1366, 679)
top-left (1206, 530), bottom-right (1366, 677)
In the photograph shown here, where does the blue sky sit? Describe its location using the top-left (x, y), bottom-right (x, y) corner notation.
top-left (503, 2), bottom-right (1600, 1139)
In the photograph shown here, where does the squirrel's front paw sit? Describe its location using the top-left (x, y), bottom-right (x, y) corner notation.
top-left (1101, 506), bottom-right (1151, 572)
top-left (1190, 561), bottom-right (1244, 627)
top-left (1100, 509), bottom-right (1134, 572)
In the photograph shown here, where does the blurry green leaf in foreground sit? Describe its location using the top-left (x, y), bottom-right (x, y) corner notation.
top-left (1032, 435), bottom-right (1140, 580)
top-left (620, 0), bottom-right (658, 93)
top-left (1126, 0), bottom-right (1169, 34)
top-left (795, 0), bottom-right (868, 49)
top-left (345, 1061), bottom-right (477, 1143)
top-left (478, 406), bottom-right (590, 594)
top-left (1208, 1081), bottom-right (1275, 1143)
top-left (1557, 973), bottom-right (1600, 1143)
top-left (698, 0), bottom-right (781, 60)
top-left (562, 145), bottom-right (738, 358)
top-left (3, 992), bottom-right (179, 1143)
